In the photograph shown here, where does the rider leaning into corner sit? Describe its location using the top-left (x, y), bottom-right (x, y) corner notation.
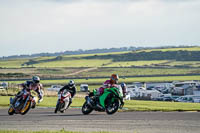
top-left (98, 74), bottom-right (119, 95)
top-left (93, 74), bottom-right (119, 108)
top-left (57, 80), bottom-right (77, 108)
top-left (11, 76), bottom-right (44, 108)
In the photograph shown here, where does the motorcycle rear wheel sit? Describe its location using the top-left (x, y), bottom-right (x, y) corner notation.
top-left (82, 102), bottom-right (93, 115)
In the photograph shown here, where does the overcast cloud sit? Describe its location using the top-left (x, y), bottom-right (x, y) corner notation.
top-left (0, 0), bottom-right (199, 56)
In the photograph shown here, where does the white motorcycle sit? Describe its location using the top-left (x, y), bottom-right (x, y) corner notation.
top-left (54, 89), bottom-right (71, 113)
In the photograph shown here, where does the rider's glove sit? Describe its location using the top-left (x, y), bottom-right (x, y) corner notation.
top-left (120, 100), bottom-right (124, 108)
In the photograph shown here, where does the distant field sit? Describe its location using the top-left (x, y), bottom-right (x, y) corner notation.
top-left (1, 58), bottom-right (200, 68)
top-left (166, 61), bottom-right (200, 67)
top-left (5, 75), bottom-right (200, 86)
top-left (0, 51), bottom-right (130, 68)
top-left (139, 46), bottom-right (200, 52)
top-left (0, 59), bottom-right (28, 68)
top-left (1, 47), bottom-right (200, 85)
top-left (62, 51), bottom-right (131, 57)
top-left (1, 75), bottom-right (198, 96)
top-left (34, 59), bottom-right (112, 67)
top-left (0, 46), bottom-right (200, 68)
top-left (78, 67), bottom-right (200, 77)
top-left (105, 60), bottom-right (200, 67)
top-left (1, 67), bottom-right (200, 79)
top-left (104, 60), bottom-right (169, 67)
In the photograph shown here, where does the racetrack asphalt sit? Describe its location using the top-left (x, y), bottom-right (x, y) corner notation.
top-left (0, 108), bottom-right (200, 133)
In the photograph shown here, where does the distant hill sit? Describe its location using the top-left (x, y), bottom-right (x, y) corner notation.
top-left (84, 47), bottom-right (200, 61)
top-left (0, 47), bottom-right (137, 60)
top-left (18, 46), bottom-right (200, 67)
top-left (0, 46), bottom-right (192, 60)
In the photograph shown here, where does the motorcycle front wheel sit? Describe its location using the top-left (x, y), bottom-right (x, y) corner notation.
top-left (21, 101), bottom-right (31, 115)
top-left (82, 102), bottom-right (93, 115)
top-left (8, 106), bottom-right (15, 115)
top-left (54, 103), bottom-right (60, 113)
top-left (105, 98), bottom-right (119, 115)
top-left (60, 103), bottom-right (65, 113)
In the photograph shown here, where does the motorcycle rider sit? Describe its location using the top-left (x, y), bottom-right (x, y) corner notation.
top-left (11, 76), bottom-right (43, 108)
top-left (98, 74), bottom-right (119, 95)
top-left (57, 80), bottom-right (77, 109)
top-left (95, 74), bottom-right (119, 109)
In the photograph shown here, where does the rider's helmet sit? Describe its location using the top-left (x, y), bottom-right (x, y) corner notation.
top-left (68, 80), bottom-right (75, 88)
top-left (32, 76), bottom-right (40, 84)
top-left (121, 82), bottom-right (127, 97)
top-left (110, 74), bottom-right (119, 84)
top-left (121, 82), bottom-right (126, 88)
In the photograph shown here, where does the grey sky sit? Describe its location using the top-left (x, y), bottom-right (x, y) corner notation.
top-left (0, 0), bottom-right (200, 57)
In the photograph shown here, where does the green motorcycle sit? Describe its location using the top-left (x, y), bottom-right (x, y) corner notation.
top-left (82, 86), bottom-right (124, 115)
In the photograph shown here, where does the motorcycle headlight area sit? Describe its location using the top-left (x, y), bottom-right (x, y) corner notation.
top-left (58, 94), bottom-right (61, 99)
top-left (62, 92), bottom-right (68, 97)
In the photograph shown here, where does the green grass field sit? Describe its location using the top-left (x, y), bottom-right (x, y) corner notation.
top-left (0, 96), bottom-right (84, 108)
top-left (2, 67), bottom-right (200, 76)
top-left (166, 61), bottom-right (200, 67)
top-left (104, 60), bottom-right (169, 67)
top-left (125, 100), bottom-right (200, 111)
top-left (78, 67), bottom-right (200, 77)
top-left (0, 59), bottom-right (28, 68)
top-left (1, 96), bottom-right (200, 112)
top-left (104, 60), bottom-right (200, 67)
top-left (5, 75), bottom-right (200, 87)
top-left (0, 130), bottom-right (113, 133)
top-left (1, 67), bottom-right (200, 81)
top-left (138, 46), bottom-right (200, 52)
top-left (1, 46), bottom-right (200, 68)
top-left (34, 59), bottom-right (112, 67)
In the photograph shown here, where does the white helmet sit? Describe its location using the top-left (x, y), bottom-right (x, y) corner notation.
top-left (32, 76), bottom-right (40, 83)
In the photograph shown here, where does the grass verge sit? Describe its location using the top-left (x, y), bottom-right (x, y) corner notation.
top-left (0, 130), bottom-right (114, 133)
top-left (1, 96), bottom-right (200, 111)
top-left (125, 100), bottom-right (200, 112)
top-left (0, 96), bottom-right (84, 108)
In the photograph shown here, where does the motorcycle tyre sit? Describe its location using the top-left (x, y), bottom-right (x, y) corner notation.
top-left (105, 98), bottom-right (119, 115)
top-left (59, 102), bottom-right (66, 113)
top-left (54, 103), bottom-right (60, 113)
top-left (82, 102), bottom-right (93, 115)
top-left (8, 106), bottom-right (15, 115)
top-left (21, 101), bottom-right (31, 115)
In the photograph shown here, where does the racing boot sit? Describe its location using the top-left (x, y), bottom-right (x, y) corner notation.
top-left (54, 101), bottom-right (59, 113)
top-left (31, 101), bottom-right (36, 109)
top-left (95, 98), bottom-right (104, 111)
top-left (66, 98), bottom-right (72, 109)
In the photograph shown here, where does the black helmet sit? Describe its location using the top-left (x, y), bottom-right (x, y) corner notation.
top-left (32, 76), bottom-right (40, 83)
top-left (68, 80), bottom-right (75, 88)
